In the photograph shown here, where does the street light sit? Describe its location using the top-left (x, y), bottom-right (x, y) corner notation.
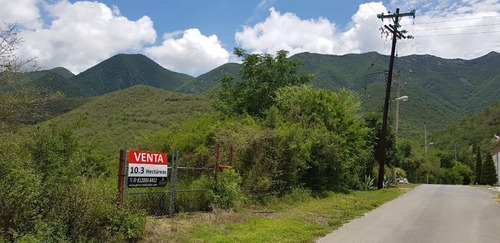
top-left (395, 96), bottom-right (408, 102)
top-left (394, 95), bottom-right (408, 133)
top-left (393, 95), bottom-right (408, 182)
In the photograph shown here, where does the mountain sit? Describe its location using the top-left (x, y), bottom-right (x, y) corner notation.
top-left (21, 51), bottom-right (500, 137)
top-left (177, 63), bottom-right (242, 94)
top-left (26, 67), bottom-right (75, 81)
top-left (70, 54), bottom-right (196, 97)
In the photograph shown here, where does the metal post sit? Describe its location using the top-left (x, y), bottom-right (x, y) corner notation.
top-left (168, 151), bottom-right (179, 218)
top-left (395, 72), bottom-right (401, 133)
top-left (118, 149), bottom-right (125, 206)
top-left (424, 123), bottom-right (428, 154)
top-left (122, 148), bottom-right (128, 206)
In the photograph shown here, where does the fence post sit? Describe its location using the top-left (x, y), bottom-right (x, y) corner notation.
top-left (118, 149), bottom-right (126, 206)
top-left (169, 151), bottom-right (179, 217)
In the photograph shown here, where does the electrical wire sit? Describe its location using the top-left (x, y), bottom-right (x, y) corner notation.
top-left (363, 0), bottom-right (382, 17)
top-left (385, 0), bottom-right (394, 12)
top-left (414, 30), bottom-right (500, 37)
top-left (415, 15), bottom-right (500, 25)
top-left (405, 0), bottom-right (414, 10)
top-left (411, 23), bottom-right (500, 32)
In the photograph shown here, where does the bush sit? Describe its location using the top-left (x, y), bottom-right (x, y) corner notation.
top-left (0, 125), bottom-right (146, 241)
top-left (176, 175), bottom-right (214, 213)
top-left (212, 169), bottom-right (245, 209)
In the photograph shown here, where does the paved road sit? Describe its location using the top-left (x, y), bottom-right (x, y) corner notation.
top-left (317, 184), bottom-right (500, 243)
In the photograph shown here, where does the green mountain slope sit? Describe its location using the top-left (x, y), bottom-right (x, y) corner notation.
top-left (433, 102), bottom-right (500, 150)
top-left (70, 54), bottom-right (195, 97)
top-left (23, 67), bottom-right (75, 82)
top-left (178, 63), bottom-right (242, 93)
top-left (43, 85), bottom-right (214, 154)
top-left (21, 51), bottom-right (500, 138)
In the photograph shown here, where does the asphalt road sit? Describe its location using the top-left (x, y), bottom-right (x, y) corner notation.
top-left (317, 184), bottom-right (500, 243)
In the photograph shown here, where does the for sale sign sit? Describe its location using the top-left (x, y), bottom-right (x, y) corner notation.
top-left (127, 150), bottom-right (168, 187)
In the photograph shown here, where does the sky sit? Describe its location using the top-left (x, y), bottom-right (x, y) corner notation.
top-left (2, 0), bottom-right (500, 76)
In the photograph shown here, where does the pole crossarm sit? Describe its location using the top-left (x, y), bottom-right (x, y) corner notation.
top-left (377, 9), bottom-right (415, 19)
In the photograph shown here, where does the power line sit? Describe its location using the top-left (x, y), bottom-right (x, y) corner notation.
top-left (405, 0), bottom-right (414, 10)
top-left (385, 0), bottom-right (394, 12)
top-left (364, 40), bottom-right (391, 75)
top-left (415, 15), bottom-right (500, 25)
top-left (414, 30), bottom-right (500, 37)
top-left (411, 23), bottom-right (500, 32)
top-left (363, 0), bottom-right (382, 17)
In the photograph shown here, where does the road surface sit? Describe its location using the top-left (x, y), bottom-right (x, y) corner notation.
top-left (317, 184), bottom-right (500, 243)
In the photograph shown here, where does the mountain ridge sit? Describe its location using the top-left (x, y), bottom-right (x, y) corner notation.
top-left (22, 51), bottom-right (500, 136)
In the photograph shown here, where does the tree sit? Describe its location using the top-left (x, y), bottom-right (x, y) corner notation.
top-left (475, 146), bottom-right (483, 184)
top-left (0, 24), bottom-right (61, 126)
top-left (363, 112), bottom-right (399, 180)
top-left (482, 151), bottom-right (498, 186)
top-left (212, 48), bottom-right (313, 117)
top-left (272, 86), bottom-right (370, 190)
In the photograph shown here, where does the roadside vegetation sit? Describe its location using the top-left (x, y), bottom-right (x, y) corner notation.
top-left (1, 24), bottom-right (498, 242)
top-left (143, 187), bottom-right (406, 242)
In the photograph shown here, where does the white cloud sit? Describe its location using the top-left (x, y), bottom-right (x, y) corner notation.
top-left (0, 0), bottom-right (42, 29)
top-left (235, 7), bottom-right (338, 56)
top-left (236, 1), bottom-right (500, 60)
top-left (235, 3), bottom-right (390, 56)
top-left (395, 0), bottom-right (500, 59)
top-left (337, 2), bottom-right (388, 54)
top-left (16, 0), bottom-right (156, 74)
top-left (145, 28), bottom-right (230, 76)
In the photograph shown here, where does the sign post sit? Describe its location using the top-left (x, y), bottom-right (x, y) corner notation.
top-left (127, 150), bottom-right (168, 187)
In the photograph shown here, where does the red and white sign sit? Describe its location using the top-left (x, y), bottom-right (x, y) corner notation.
top-left (128, 150), bottom-right (168, 177)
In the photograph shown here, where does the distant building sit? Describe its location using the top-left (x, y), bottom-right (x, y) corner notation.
top-left (492, 137), bottom-right (500, 186)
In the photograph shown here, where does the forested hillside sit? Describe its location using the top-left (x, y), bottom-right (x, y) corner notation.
top-left (433, 102), bottom-right (500, 150)
top-left (42, 85), bottom-right (214, 154)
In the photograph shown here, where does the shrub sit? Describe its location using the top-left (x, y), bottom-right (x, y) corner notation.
top-left (212, 169), bottom-right (245, 209)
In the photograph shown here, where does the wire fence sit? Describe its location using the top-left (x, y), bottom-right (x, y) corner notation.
top-left (119, 150), bottom-right (216, 217)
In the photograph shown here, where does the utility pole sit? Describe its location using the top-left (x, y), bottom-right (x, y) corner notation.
top-left (376, 8), bottom-right (415, 189)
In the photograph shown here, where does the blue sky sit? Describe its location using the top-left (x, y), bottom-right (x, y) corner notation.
top-left (1, 0), bottom-right (499, 76)
top-left (99, 0), bottom-right (361, 48)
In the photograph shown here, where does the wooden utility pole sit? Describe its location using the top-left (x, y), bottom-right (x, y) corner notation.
top-left (376, 8), bottom-right (415, 189)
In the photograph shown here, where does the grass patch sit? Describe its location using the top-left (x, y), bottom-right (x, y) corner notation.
top-left (142, 188), bottom-right (408, 242)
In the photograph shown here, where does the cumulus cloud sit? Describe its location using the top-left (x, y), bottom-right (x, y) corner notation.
top-left (0, 0), bottom-right (42, 29)
top-left (235, 7), bottom-right (338, 56)
top-left (14, 0), bottom-right (156, 74)
top-left (395, 0), bottom-right (500, 59)
top-left (237, 1), bottom-right (499, 60)
top-left (145, 28), bottom-right (230, 76)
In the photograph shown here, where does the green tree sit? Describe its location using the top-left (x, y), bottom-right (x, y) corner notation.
top-left (363, 112), bottom-right (399, 180)
top-left (272, 86), bottom-right (370, 190)
top-left (212, 48), bottom-right (313, 117)
top-left (475, 146), bottom-right (483, 184)
top-left (453, 162), bottom-right (474, 185)
top-left (482, 151), bottom-right (498, 186)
